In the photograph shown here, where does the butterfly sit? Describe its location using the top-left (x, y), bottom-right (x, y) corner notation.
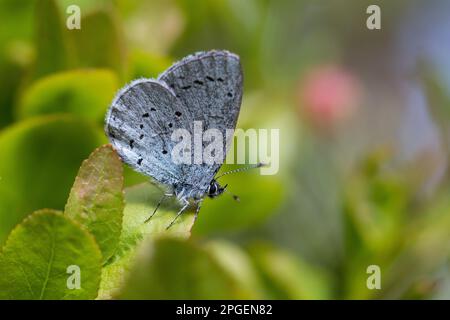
top-left (105, 50), bottom-right (261, 228)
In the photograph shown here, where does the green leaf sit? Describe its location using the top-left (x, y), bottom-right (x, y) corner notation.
top-left (123, 165), bottom-right (148, 187)
top-left (0, 115), bottom-right (105, 244)
top-left (0, 209), bottom-right (102, 299)
top-left (109, 182), bottom-right (194, 261)
top-left (17, 69), bottom-right (119, 123)
top-left (120, 183), bottom-right (195, 243)
top-left (204, 241), bottom-right (266, 299)
top-left (97, 183), bottom-right (194, 298)
top-left (97, 246), bottom-right (136, 299)
top-left (248, 243), bottom-right (332, 299)
top-left (116, 238), bottom-right (253, 299)
top-left (65, 144), bottom-right (124, 263)
top-left (34, 0), bottom-right (73, 78)
top-left (70, 9), bottom-right (126, 77)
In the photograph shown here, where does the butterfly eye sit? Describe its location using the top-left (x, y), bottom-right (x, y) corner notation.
top-left (208, 182), bottom-right (217, 196)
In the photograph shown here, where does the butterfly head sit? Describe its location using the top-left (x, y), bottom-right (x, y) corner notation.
top-left (206, 180), bottom-right (227, 198)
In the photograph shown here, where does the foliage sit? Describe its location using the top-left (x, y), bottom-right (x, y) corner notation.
top-left (0, 209), bottom-right (102, 299)
top-left (0, 0), bottom-right (450, 300)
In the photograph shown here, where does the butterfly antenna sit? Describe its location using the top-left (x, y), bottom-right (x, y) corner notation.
top-left (215, 162), bottom-right (266, 180)
top-left (216, 163), bottom-right (266, 202)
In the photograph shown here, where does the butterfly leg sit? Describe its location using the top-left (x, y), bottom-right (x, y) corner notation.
top-left (166, 198), bottom-right (189, 230)
top-left (145, 193), bottom-right (173, 223)
top-left (193, 200), bottom-right (203, 225)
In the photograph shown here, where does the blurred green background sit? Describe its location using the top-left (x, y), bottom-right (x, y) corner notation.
top-left (1, 0), bottom-right (450, 299)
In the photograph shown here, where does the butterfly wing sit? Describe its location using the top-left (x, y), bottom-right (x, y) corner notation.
top-left (105, 79), bottom-right (193, 186)
top-left (158, 50), bottom-right (243, 190)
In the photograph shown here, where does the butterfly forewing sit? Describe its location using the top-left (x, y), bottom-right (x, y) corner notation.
top-left (105, 79), bottom-right (193, 186)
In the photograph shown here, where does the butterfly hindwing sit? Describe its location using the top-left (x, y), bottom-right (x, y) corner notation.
top-left (158, 50), bottom-right (243, 188)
